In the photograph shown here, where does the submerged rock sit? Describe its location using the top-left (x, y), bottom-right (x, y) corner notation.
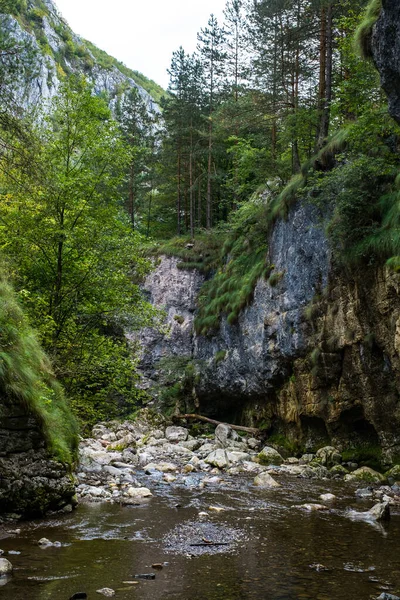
top-left (96, 589), bottom-right (115, 597)
top-left (300, 504), bottom-right (328, 512)
top-left (320, 493), bottom-right (336, 502)
top-left (253, 472), bottom-right (281, 488)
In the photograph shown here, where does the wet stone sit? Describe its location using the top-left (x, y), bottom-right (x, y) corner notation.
top-left (0, 558), bottom-right (13, 576)
top-left (163, 520), bottom-right (246, 556)
top-left (96, 589), bottom-right (115, 597)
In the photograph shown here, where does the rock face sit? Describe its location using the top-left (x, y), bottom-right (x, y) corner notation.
top-left (0, 399), bottom-right (75, 518)
top-left (195, 201), bottom-right (330, 409)
top-left (138, 199), bottom-right (400, 463)
top-left (372, 0), bottom-right (400, 125)
top-left (0, 2), bottom-right (160, 114)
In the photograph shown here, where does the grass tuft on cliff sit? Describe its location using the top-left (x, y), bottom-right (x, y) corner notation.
top-left (0, 266), bottom-right (78, 464)
top-left (354, 0), bottom-right (382, 59)
top-left (194, 199), bottom-right (273, 335)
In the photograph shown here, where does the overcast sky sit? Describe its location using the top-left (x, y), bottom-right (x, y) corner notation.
top-left (54, 0), bottom-right (227, 89)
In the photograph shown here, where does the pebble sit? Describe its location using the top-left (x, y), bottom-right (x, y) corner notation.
top-left (209, 506), bottom-right (225, 512)
top-left (300, 504), bottom-right (328, 512)
top-left (134, 573), bottom-right (156, 580)
top-left (38, 538), bottom-right (52, 546)
top-left (96, 589), bottom-right (115, 597)
top-left (320, 493), bottom-right (336, 502)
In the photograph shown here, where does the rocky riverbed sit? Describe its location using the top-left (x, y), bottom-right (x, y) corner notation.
top-left (1, 411), bottom-right (400, 600)
top-left (75, 410), bottom-right (400, 512)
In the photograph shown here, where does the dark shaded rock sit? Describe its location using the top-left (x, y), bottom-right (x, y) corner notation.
top-left (134, 573), bottom-right (156, 580)
top-left (372, 0), bottom-right (400, 125)
top-left (0, 399), bottom-right (75, 518)
top-left (69, 594), bottom-right (88, 600)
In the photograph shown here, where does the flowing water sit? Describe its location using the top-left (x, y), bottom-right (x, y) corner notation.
top-left (1, 475), bottom-right (399, 600)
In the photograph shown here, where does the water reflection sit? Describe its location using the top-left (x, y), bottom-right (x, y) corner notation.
top-left (0, 476), bottom-right (399, 600)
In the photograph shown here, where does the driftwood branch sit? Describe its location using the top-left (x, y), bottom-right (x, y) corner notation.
top-left (173, 413), bottom-right (260, 436)
top-left (190, 542), bottom-right (229, 547)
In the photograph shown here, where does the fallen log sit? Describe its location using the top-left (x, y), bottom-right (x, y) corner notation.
top-left (173, 413), bottom-right (260, 436)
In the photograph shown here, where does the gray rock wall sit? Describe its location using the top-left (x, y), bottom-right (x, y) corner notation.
top-left (195, 202), bottom-right (330, 406)
top-left (139, 202), bottom-right (330, 412)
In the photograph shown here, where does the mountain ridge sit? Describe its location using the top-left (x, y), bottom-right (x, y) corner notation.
top-left (2, 0), bottom-right (166, 109)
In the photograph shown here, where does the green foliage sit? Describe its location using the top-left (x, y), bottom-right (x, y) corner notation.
top-left (266, 433), bottom-right (302, 457)
top-left (342, 445), bottom-right (383, 471)
top-left (0, 77), bottom-right (158, 428)
top-left (153, 356), bottom-right (197, 413)
top-left (214, 350), bottom-right (227, 363)
top-left (156, 231), bottom-right (224, 273)
top-left (268, 271), bottom-right (284, 287)
top-left (354, 0), bottom-right (382, 59)
top-left (0, 265), bottom-right (78, 463)
top-left (1, 0), bottom-right (27, 14)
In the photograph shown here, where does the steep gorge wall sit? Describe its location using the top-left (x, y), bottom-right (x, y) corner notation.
top-left (1, 1), bottom-right (160, 113)
top-left (139, 202), bottom-right (400, 463)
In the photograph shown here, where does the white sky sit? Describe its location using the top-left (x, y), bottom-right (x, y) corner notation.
top-left (54, 0), bottom-right (227, 89)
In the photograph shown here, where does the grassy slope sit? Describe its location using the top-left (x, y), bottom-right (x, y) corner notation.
top-left (0, 267), bottom-right (78, 464)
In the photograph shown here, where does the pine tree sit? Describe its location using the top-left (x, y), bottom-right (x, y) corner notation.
top-left (197, 15), bottom-right (227, 228)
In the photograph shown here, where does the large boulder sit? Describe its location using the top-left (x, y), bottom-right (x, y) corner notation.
top-left (205, 449), bottom-right (229, 469)
top-left (344, 466), bottom-right (386, 484)
top-left (258, 446), bottom-right (284, 466)
top-left (315, 446), bottom-right (341, 468)
top-left (214, 423), bottom-right (232, 448)
top-left (165, 426), bottom-right (188, 443)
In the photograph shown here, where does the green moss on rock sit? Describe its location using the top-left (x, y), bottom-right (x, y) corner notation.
top-left (0, 267), bottom-right (78, 464)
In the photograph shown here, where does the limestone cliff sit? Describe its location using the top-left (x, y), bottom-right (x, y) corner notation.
top-left (0, 0), bottom-right (162, 112)
top-left (138, 202), bottom-right (400, 465)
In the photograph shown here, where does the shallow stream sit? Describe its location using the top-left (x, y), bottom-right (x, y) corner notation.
top-left (1, 475), bottom-right (399, 599)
